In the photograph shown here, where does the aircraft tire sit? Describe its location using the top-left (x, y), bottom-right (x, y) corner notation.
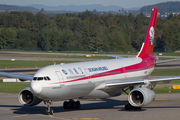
top-left (125, 101), bottom-right (133, 110)
top-left (69, 101), bottom-right (76, 109)
top-left (125, 102), bottom-right (142, 110)
top-left (72, 101), bottom-right (76, 109)
top-left (45, 108), bottom-right (48, 115)
top-left (76, 101), bottom-right (81, 109)
top-left (63, 101), bottom-right (68, 109)
top-left (50, 108), bottom-right (53, 115)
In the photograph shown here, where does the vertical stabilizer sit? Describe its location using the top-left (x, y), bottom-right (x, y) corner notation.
top-left (137, 8), bottom-right (158, 58)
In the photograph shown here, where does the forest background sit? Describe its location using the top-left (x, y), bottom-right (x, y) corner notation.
top-left (0, 11), bottom-right (179, 52)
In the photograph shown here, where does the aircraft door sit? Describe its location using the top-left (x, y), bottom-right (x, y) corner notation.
top-left (55, 71), bottom-right (64, 85)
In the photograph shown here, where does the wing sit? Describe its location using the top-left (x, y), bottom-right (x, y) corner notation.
top-left (0, 72), bottom-right (33, 81)
top-left (96, 75), bottom-right (180, 90)
top-left (106, 54), bottom-right (125, 59)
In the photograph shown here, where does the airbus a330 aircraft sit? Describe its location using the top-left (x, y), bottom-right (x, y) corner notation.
top-left (1, 8), bottom-right (180, 115)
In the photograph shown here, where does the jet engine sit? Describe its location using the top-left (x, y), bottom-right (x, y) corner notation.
top-left (128, 87), bottom-right (155, 107)
top-left (18, 87), bottom-right (42, 106)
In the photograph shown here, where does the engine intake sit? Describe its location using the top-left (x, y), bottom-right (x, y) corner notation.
top-left (128, 87), bottom-right (155, 107)
top-left (18, 87), bottom-right (42, 106)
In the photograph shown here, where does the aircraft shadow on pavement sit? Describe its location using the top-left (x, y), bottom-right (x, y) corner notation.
top-left (0, 98), bottom-right (130, 115)
top-left (4, 98), bottom-right (180, 114)
top-left (0, 105), bottom-right (46, 115)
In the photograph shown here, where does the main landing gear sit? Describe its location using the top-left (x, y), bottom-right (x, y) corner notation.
top-left (63, 99), bottom-right (81, 110)
top-left (43, 99), bottom-right (80, 115)
top-left (44, 101), bottom-right (53, 115)
top-left (125, 102), bottom-right (142, 110)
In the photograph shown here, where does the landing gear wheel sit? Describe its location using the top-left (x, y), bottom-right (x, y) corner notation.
top-left (125, 102), bottom-right (142, 110)
top-left (45, 108), bottom-right (48, 115)
top-left (63, 101), bottom-right (68, 109)
top-left (125, 102), bottom-right (133, 110)
top-left (68, 100), bottom-right (74, 109)
top-left (69, 100), bottom-right (76, 109)
top-left (50, 108), bottom-right (53, 115)
top-left (72, 101), bottom-right (76, 109)
top-left (63, 100), bottom-right (81, 110)
top-left (44, 101), bottom-right (53, 115)
top-left (76, 101), bottom-right (81, 109)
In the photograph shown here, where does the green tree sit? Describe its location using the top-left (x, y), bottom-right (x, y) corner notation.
top-left (0, 28), bottom-right (17, 49)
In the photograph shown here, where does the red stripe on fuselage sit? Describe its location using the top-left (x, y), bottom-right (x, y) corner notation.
top-left (52, 57), bottom-right (155, 84)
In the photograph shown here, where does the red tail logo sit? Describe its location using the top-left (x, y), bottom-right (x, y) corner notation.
top-left (137, 8), bottom-right (158, 58)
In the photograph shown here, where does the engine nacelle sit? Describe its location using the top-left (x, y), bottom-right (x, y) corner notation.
top-left (128, 87), bottom-right (155, 107)
top-left (18, 87), bottom-right (42, 106)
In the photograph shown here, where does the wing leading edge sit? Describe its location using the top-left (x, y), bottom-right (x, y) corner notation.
top-left (0, 72), bottom-right (33, 81)
top-left (96, 75), bottom-right (180, 90)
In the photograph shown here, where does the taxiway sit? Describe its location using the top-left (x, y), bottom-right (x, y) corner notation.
top-left (0, 92), bottom-right (180, 120)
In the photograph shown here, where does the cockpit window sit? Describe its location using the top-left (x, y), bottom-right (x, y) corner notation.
top-left (47, 76), bottom-right (51, 80)
top-left (33, 76), bottom-right (51, 81)
top-left (44, 76), bottom-right (51, 81)
top-left (33, 77), bottom-right (37, 80)
top-left (44, 77), bottom-right (47, 80)
top-left (37, 77), bottom-right (43, 80)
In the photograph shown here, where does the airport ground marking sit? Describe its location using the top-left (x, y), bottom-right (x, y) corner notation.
top-left (154, 99), bottom-right (168, 101)
top-left (0, 107), bottom-right (10, 111)
top-left (13, 114), bottom-right (29, 117)
top-left (73, 118), bottom-right (101, 120)
top-left (37, 114), bottom-right (71, 120)
top-left (0, 114), bottom-right (33, 119)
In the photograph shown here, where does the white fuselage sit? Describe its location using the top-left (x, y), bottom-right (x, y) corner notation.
top-left (30, 56), bottom-right (154, 101)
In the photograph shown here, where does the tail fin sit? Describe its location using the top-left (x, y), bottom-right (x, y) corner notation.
top-left (137, 8), bottom-right (158, 58)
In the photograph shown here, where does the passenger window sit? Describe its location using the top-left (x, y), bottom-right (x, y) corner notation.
top-left (33, 77), bottom-right (37, 80)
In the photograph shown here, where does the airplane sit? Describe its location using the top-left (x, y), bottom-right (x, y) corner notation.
top-left (1, 8), bottom-right (180, 115)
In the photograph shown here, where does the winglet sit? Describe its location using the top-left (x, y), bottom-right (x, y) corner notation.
top-left (137, 8), bottom-right (158, 58)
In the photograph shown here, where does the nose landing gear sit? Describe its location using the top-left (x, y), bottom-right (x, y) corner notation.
top-left (63, 99), bottom-right (81, 110)
top-left (44, 101), bottom-right (53, 115)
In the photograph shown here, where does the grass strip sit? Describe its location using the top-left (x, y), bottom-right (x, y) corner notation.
top-left (0, 80), bottom-right (30, 93)
top-left (0, 60), bottom-right (79, 68)
top-left (151, 68), bottom-right (180, 76)
top-left (0, 54), bottom-right (113, 59)
top-left (151, 69), bottom-right (180, 84)
top-left (153, 52), bottom-right (180, 56)
top-left (153, 87), bottom-right (180, 94)
top-left (157, 80), bottom-right (180, 84)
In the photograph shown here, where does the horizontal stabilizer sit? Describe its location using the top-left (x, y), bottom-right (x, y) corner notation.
top-left (156, 58), bottom-right (180, 64)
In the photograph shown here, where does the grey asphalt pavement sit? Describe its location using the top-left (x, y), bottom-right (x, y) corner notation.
top-left (0, 92), bottom-right (180, 120)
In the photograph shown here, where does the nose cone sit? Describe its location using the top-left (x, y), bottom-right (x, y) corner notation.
top-left (30, 81), bottom-right (42, 94)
